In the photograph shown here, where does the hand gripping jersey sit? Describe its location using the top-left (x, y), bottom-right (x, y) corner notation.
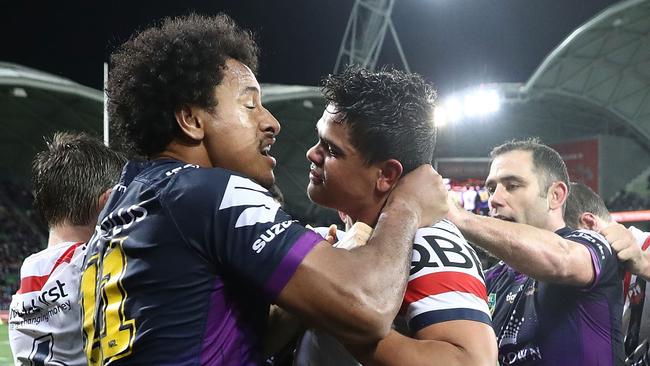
top-left (294, 219), bottom-right (491, 365)
top-left (485, 227), bottom-right (625, 366)
top-left (80, 159), bottom-right (321, 366)
top-left (9, 241), bottom-right (87, 366)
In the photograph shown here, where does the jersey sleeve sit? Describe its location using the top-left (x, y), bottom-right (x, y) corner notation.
top-left (563, 229), bottom-right (615, 290)
top-left (166, 170), bottom-right (322, 301)
top-left (400, 220), bottom-right (492, 333)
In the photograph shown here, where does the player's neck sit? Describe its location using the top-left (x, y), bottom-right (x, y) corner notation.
top-left (48, 223), bottom-right (94, 248)
top-left (347, 195), bottom-right (388, 228)
top-left (156, 140), bottom-right (213, 168)
top-left (545, 211), bottom-right (567, 233)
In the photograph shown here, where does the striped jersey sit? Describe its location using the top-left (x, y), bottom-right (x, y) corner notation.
top-left (485, 227), bottom-right (625, 366)
top-left (80, 159), bottom-right (321, 366)
top-left (294, 219), bottom-right (491, 365)
top-left (9, 241), bottom-right (87, 366)
top-left (399, 219), bottom-right (491, 330)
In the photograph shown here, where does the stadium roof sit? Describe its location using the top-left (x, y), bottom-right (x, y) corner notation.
top-left (1, 0), bottom-right (647, 225)
top-left (524, 0), bottom-right (650, 147)
top-left (435, 0), bottom-right (650, 158)
top-left (0, 62), bottom-right (103, 179)
top-left (264, 0), bottom-right (650, 224)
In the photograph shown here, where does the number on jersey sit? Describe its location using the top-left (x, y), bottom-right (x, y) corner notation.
top-left (81, 237), bottom-right (136, 365)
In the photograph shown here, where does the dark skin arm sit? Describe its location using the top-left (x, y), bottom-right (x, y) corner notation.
top-left (276, 165), bottom-right (449, 346)
top-left (352, 320), bottom-right (497, 366)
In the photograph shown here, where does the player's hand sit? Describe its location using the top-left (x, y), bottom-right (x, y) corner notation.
top-left (325, 224), bottom-right (338, 245)
top-left (387, 164), bottom-right (448, 227)
top-left (601, 223), bottom-right (647, 275)
top-left (445, 190), bottom-right (467, 225)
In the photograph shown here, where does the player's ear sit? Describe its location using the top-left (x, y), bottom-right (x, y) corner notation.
top-left (97, 188), bottom-right (112, 212)
top-left (548, 181), bottom-right (568, 211)
top-left (376, 159), bottom-right (403, 193)
top-left (579, 212), bottom-right (600, 231)
top-left (174, 105), bottom-right (205, 141)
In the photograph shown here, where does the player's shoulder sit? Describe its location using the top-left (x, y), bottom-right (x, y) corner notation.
top-left (21, 242), bottom-right (81, 268)
top-left (415, 219), bottom-right (465, 241)
top-left (561, 227), bottom-right (608, 246)
top-left (561, 227), bottom-right (613, 258)
top-left (166, 164), bottom-right (264, 196)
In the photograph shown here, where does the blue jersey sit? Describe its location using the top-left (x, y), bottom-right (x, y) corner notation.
top-left (485, 227), bottom-right (624, 366)
top-left (80, 159), bottom-right (321, 365)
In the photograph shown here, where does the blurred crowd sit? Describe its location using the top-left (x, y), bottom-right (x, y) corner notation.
top-left (0, 180), bottom-right (47, 310)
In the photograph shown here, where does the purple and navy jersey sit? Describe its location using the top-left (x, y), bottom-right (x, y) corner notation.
top-left (485, 227), bottom-right (624, 366)
top-left (80, 159), bottom-right (321, 366)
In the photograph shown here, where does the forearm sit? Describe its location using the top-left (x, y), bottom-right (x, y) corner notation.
top-left (277, 202), bottom-right (420, 345)
top-left (351, 330), bottom-right (494, 366)
top-left (349, 201), bottom-right (420, 324)
top-left (454, 212), bottom-right (591, 284)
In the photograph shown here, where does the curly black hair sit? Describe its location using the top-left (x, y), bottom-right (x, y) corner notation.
top-left (321, 66), bottom-right (437, 174)
top-left (108, 13), bottom-right (259, 156)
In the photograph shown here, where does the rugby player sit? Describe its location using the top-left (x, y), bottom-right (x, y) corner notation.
top-left (80, 14), bottom-right (448, 365)
top-left (447, 138), bottom-right (625, 365)
top-left (295, 66), bottom-right (497, 366)
top-left (9, 132), bottom-right (125, 365)
top-left (565, 181), bottom-right (650, 357)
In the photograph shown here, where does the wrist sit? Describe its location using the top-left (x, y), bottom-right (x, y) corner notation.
top-left (383, 198), bottom-right (420, 226)
top-left (640, 253), bottom-right (650, 279)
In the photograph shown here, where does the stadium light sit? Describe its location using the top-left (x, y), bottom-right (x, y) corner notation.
top-left (437, 87), bottom-right (501, 126)
top-left (445, 97), bottom-right (463, 122)
top-left (434, 106), bottom-right (447, 127)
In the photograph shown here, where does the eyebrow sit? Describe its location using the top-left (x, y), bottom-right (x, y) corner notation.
top-left (486, 175), bottom-right (526, 187)
top-left (239, 85), bottom-right (260, 97)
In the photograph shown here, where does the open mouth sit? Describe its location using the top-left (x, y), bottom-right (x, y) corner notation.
top-left (259, 142), bottom-right (276, 167)
top-left (261, 145), bottom-right (271, 156)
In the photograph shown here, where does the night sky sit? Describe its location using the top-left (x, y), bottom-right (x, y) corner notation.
top-left (1, 0), bottom-right (620, 95)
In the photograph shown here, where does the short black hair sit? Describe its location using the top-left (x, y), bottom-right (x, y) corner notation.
top-left (108, 13), bottom-right (259, 157)
top-left (565, 182), bottom-right (611, 229)
top-left (32, 132), bottom-right (126, 228)
top-left (490, 137), bottom-right (569, 198)
top-left (321, 66), bottom-right (437, 174)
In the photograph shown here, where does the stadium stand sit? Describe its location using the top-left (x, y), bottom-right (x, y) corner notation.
top-left (0, 181), bottom-right (47, 310)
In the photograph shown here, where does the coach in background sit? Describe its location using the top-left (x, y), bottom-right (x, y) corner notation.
top-left (447, 138), bottom-right (624, 366)
top-left (565, 181), bottom-right (650, 357)
top-left (80, 14), bottom-right (448, 365)
top-left (8, 132), bottom-right (125, 365)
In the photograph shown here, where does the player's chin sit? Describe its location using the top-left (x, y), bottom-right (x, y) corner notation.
top-left (306, 184), bottom-right (325, 204)
top-left (250, 168), bottom-right (275, 189)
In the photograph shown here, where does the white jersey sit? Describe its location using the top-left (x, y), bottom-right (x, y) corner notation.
top-left (462, 189), bottom-right (477, 211)
top-left (8, 241), bottom-right (87, 366)
top-left (294, 220), bottom-right (490, 365)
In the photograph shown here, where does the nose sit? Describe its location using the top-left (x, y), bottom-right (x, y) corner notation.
top-left (261, 108), bottom-right (281, 136)
top-left (488, 185), bottom-right (506, 211)
top-left (306, 143), bottom-right (322, 167)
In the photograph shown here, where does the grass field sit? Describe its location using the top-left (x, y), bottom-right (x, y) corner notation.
top-left (0, 323), bottom-right (12, 366)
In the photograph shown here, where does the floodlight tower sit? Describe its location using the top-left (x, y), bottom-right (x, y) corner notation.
top-left (334, 0), bottom-right (410, 73)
